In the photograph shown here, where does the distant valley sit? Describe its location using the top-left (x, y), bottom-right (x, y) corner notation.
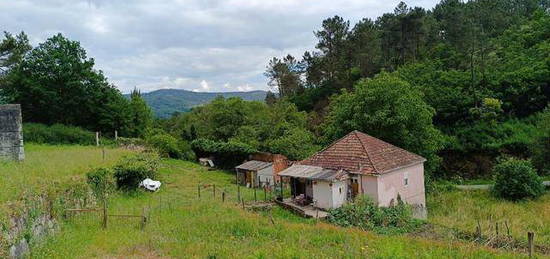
top-left (128, 89), bottom-right (268, 118)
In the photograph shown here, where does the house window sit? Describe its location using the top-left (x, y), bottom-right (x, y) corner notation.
top-left (404, 172), bottom-right (409, 186)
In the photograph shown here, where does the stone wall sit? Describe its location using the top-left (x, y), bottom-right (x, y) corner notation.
top-left (0, 104), bottom-right (24, 161)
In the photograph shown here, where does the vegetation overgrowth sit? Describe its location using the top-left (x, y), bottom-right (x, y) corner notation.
top-left (0, 144), bottom-right (135, 207)
top-left (23, 123), bottom-right (98, 146)
top-left (113, 152), bottom-right (160, 190)
top-left (492, 158), bottom-right (545, 201)
top-left (429, 189), bottom-right (550, 246)
top-left (327, 196), bottom-right (422, 234)
top-left (29, 158), bottom-right (531, 258)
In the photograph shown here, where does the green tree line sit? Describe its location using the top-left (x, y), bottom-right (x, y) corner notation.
top-left (264, 0), bottom-right (550, 179)
top-left (0, 33), bottom-right (153, 138)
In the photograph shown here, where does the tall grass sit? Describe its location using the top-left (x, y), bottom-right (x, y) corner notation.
top-left (0, 144), bottom-right (135, 206)
top-left (31, 160), bottom-right (527, 258)
top-left (428, 189), bottom-right (550, 245)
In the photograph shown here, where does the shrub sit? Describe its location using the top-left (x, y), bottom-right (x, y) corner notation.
top-left (191, 138), bottom-right (257, 168)
top-left (492, 158), bottom-right (545, 201)
top-left (532, 106), bottom-right (550, 175)
top-left (327, 196), bottom-right (419, 234)
top-left (86, 168), bottom-right (115, 202)
top-left (147, 134), bottom-right (195, 160)
top-left (113, 152), bottom-right (160, 190)
top-left (116, 137), bottom-right (146, 147)
top-left (24, 123), bottom-right (96, 145)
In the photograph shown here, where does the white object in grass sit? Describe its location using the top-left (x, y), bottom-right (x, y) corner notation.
top-left (139, 178), bottom-right (161, 191)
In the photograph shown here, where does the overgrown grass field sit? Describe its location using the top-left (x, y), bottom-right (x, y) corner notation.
top-left (30, 159), bottom-right (531, 258)
top-left (428, 189), bottom-right (550, 245)
top-left (0, 144), bottom-right (134, 206)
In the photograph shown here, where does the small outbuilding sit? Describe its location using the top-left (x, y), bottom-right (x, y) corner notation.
top-left (277, 130), bottom-right (427, 218)
top-left (235, 152), bottom-right (289, 188)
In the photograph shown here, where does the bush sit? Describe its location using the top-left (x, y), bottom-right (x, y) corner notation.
top-left (116, 137), bottom-right (146, 147)
top-left (24, 123), bottom-right (96, 145)
top-left (327, 196), bottom-right (420, 234)
top-left (86, 168), bottom-right (115, 202)
top-left (113, 152), bottom-right (160, 190)
top-left (492, 158), bottom-right (545, 201)
top-left (191, 138), bottom-right (257, 168)
top-left (147, 134), bottom-right (195, 160)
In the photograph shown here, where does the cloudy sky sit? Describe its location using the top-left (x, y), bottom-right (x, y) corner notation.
top-left (1, 0), bottom-right (439, 93)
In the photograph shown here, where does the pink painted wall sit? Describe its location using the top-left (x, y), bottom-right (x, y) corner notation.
top-left (361, 163), bottom-right (426, 207)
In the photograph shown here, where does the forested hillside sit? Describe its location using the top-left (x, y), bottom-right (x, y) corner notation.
top-left (132, 89), bottom-right (268, 118)
top-left (166, 0), bottom-right (549, 180)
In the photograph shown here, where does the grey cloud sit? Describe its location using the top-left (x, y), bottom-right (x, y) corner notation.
top-left (1, 0), bottom-right (439, 93)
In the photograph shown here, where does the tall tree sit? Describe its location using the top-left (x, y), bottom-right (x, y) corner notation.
top-left (2, 33), bottom-right (129, 132)
top-left (264, 55), bottom-right (303, 97)
top-left (323, 72), bottom-right (443, 174)
top-left (127, 88), bottom-right (153, 137)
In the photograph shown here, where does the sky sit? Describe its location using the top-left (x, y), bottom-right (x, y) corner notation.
top-left (1, 0), bottom-right (439, 94)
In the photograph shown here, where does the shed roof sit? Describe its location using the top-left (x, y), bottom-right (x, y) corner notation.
top-left (236, 160), bottom-right (272, 171)
top-left (299, 130), bottom-right (426, 175)
top-left (278, 165), bottom-right (348, 181)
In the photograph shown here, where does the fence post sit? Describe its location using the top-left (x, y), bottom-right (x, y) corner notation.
top-left (96, 132), bottom-right (100, 146)
top-left (102, 200), bottom-right (107, 229)
top-left (213, 184), bottom-right (216, 197)
top-left (198, 184), bottom-right (201, 198)
top-left (528, 232), bottom-right (534, 257)
top-left (141, 207), bottom-right (147, 230)
top-left (222, 192), bottom-right (225, 202)
top-left (237, 184), bottom-right (241, 202)
top-left (264, 186), bottom-right (267, 201)
top-left (115, 130), bottom-right (118, 141)
top-left (254, 188), bottom-right (257, 202)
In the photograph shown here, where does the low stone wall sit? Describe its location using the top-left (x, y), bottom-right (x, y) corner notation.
top-left (1, 184), bottom-right (95, 258)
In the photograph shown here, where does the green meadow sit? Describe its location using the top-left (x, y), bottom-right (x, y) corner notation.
top-left (26, 157), bottom-right (535, 259)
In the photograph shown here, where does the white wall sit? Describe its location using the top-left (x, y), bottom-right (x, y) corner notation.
top-left (257, 166), bottom-right (274, 186)
top-left (331, 181), bottom-right (347, 208)
top-left (312, 181), bottom-right (332, 209)
top-left (312, 180), bottom-right (347, 209)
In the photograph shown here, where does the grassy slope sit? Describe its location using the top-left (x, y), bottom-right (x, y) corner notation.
top-left (31, 160), bottom-right (529, 258)
top-left (428, 189), bottom-right (550, 245)
top-left (0, 144), bottom-right (134, 206)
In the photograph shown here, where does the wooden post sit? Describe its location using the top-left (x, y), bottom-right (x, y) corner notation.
top-left (280, 179), bottom-right (283, 200)
top-left (102, 200), bottom-right (107, 229)
top-left (213, 184), bottom-right (216, 197)
top-left (528, 232), bottom-right (534, 257)
top-left (254, 187), bottom-right (257, 202)
top-left (476, 220), bottom-right (482, 239)
top-left (114, 130), bottom-right (118, 141)
top-left (496, 222), bottom-right (499, 236)
top-left (96, 132), bottom-right (100, 146)
top-left (237, 184), bottom-right (241, 202)
top-left (198, 184), bottom-right (201, 198)
top-left (222, 192), bottom-right (225, 202)
top-left (264, 186), bottom-right (267, 201)
top-left (141, 207), bottom-right (147, 230)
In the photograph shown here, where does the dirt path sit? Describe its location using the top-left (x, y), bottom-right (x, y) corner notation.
top-left (456, 181), bottom-right (550, 190)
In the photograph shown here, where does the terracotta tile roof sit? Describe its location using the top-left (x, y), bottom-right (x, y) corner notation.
top-left (299, 131), bottom-right (425, 175)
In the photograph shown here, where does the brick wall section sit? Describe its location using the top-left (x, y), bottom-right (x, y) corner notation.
top-left (0, 104), bottom-right (25, 161)
top-left (250, 152), bottom-right (289, 182)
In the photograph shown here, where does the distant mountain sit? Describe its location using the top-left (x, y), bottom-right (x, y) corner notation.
top-left (130, 89), bottom-right (268, 118)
